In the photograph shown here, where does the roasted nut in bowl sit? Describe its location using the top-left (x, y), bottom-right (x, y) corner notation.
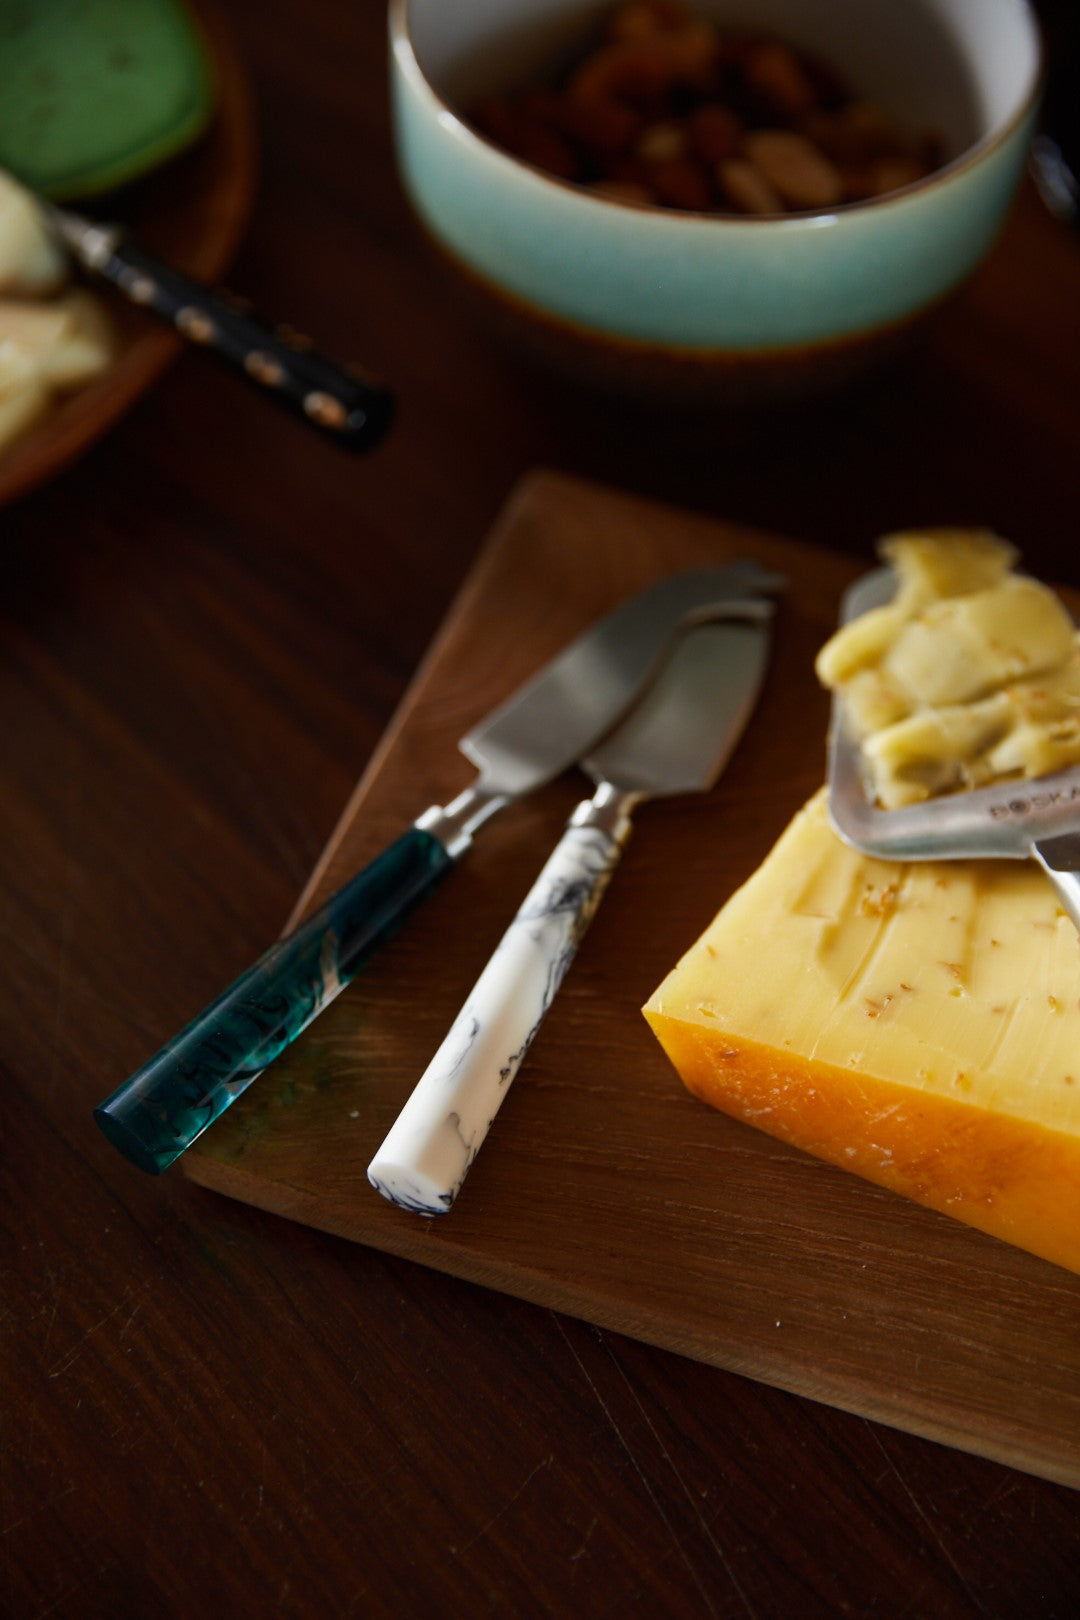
top-left (389, 0), bottom-right (1042, 404)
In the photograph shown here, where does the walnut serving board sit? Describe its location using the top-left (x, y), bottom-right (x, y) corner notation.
top-left (185, 471), bottom-right (1080, 1488)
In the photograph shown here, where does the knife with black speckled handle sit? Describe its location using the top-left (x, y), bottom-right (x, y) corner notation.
top-left (48, 205), bottom-right (394, 451)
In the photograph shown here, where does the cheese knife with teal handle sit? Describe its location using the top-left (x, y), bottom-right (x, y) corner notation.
top-left (94, 561), bottom-right (782, 1174)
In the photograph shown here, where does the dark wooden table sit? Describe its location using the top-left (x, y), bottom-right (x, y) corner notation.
top-left (4, 3), bottom-right (1079, 1615)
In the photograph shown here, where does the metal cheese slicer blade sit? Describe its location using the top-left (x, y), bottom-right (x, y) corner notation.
top-left (826, 567), bottom-right (1080, 930)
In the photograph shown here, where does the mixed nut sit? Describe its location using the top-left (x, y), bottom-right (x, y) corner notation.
top-left (467, 0), bottom-right (941, 215)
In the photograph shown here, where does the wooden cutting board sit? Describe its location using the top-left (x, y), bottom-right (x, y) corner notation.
top-left (185, 470), bottom-right (1080, 1489)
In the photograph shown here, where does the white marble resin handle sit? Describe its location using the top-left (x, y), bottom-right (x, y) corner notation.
top-left (367, 807), bottom-right (631, 1215)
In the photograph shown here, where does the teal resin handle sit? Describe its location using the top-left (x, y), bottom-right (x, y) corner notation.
top-left (94, 825), bottom-right (453, 1174)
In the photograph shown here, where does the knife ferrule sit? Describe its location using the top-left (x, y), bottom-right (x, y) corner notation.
top-left (569, 782), bottom-right (638, 843)
top-left (415, 784), bottom-right (509, 857)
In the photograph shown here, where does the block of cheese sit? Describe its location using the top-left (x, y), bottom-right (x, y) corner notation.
top-left (643, 791), bottom-right (1080, 1275)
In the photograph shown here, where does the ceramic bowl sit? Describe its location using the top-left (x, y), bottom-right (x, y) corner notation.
top-left (389, 0), bottom-right (1041, 404)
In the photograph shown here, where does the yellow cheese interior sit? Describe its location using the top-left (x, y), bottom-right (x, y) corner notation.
top-left (644, 791), bottom-right (1080, 1274)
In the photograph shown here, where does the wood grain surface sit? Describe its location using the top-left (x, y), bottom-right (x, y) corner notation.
top-left (184, 469), bottom-right (1080, 1488)
top-left (5, 2), bottom-right (1080, 1617)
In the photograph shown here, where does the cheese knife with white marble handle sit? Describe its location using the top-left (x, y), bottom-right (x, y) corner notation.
top-left (94, 562), bottom-right (781, 1175)
top-left (368, 606), bottom-right (776, 1216)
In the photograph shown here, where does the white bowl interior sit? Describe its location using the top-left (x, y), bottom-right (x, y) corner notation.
top-left (404, 0), bottom-right (1040, 166)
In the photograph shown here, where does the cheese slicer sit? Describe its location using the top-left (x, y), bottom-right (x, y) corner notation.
top-left (826, 567), bottom-right (1080, 929)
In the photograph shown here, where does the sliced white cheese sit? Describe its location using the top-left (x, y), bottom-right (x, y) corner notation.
top-left (0, 169), bottom-right (66, 296)
top-left (0, 340), bottom-right (50, 450)
top-left (0, 291), bottom-right (114, 388)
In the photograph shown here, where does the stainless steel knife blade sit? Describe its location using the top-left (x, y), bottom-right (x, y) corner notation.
top-left (578, 613), bottom-right (771, 800)
top-left (445, 560), bottom-right (783, 830)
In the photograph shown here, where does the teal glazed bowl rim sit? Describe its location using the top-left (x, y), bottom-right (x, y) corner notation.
top-left (389, 0), bottom-right (1044, 359)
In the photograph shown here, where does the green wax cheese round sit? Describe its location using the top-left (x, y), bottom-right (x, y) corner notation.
top-left (0, 0), bottom-right (216, 200)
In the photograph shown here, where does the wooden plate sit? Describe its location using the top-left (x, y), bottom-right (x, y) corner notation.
top-left (184, 471), bottom-right (1080, 1490)
top-left (0, 0), bottom-right (257, 509)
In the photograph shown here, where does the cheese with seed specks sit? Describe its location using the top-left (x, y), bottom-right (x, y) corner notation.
top-left (643, 791), bottom-right (1080, 1274)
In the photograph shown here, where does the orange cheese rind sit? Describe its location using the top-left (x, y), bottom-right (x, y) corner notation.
top-left (644, 790), bottom-right (1080, 1274)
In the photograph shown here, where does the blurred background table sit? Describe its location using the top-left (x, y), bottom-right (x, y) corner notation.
top-left (4, 2), bottom-right (1079, 1615)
